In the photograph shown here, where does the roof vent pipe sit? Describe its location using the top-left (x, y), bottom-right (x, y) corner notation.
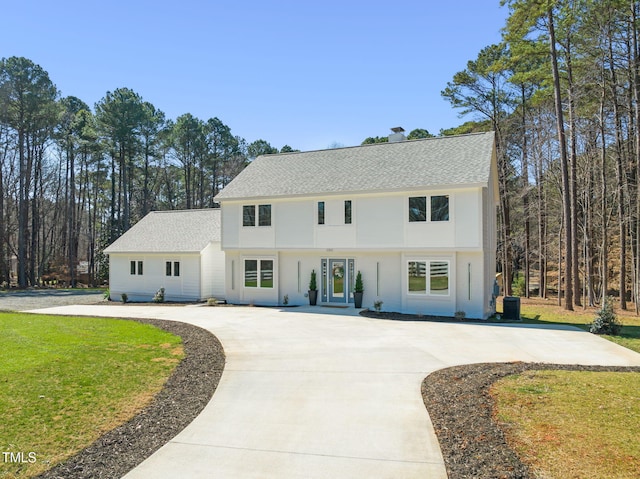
top-left (389, 126), bottom-right (406, 142)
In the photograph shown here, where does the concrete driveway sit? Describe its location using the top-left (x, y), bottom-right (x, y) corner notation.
top-left (27, 304), bottom-right (640, 479)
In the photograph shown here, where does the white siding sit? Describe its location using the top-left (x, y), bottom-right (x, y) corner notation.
top-left (200, 242), bottom-right (225, 300)
top-left (219, 181), bottom-right (497, 318)
top-left (109, 253), bottom-right (202, 302)
top-left (356, 196), bottom-right (404, 247)
top-left (222, 188), bottom-right (484, 252)
top-left (455, 252), bottom-right (485, 319)
top-left (275, 201), bottom-right (314, 247)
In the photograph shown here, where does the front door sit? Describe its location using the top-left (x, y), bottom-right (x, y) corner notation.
top-left (328, 259), bottom-right (347, 303)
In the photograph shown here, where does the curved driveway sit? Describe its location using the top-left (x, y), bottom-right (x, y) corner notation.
top-left (27, 304), bottom-right (640, 479)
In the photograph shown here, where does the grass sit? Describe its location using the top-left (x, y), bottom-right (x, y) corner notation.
top-left (492, 369), bottom-right (640, 479)
top-left (491, 298), bottom-right (640, 478)
top-left (514, 297), bottom-right (640, 354)
top-left (0, 312), bottom-right (183, 479)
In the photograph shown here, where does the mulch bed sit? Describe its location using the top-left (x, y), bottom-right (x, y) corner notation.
top-left (36, 318), bottom-right (225, 479)
top-left (422, 362), bottom-right (640, 479)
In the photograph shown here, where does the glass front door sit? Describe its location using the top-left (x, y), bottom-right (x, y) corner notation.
top-left (329, 259), bottom-right (346, 303)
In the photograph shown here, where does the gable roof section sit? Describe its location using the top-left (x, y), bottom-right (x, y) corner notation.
top-left (215, 132), bottom-right (495, 201)
top-left (104, 209), bottom-right (221, 254)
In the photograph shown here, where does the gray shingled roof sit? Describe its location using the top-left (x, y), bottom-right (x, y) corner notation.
top-left (104, 209), bottom-right (221, 254)
top-left (215, 132), bottom-right (495, 201)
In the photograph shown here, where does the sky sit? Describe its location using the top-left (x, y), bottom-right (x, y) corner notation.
top-left (2, 1), bottom-right (509, 152)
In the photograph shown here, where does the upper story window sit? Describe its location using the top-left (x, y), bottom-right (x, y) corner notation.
top-left (409, 197), bottom-right (427, 222)
top-left (431, 195), bottom-right (449, 221)
top-left (344, 200), bottom-right (352, 224)
top-left (409, 195), bottom-right (449, 222)
top-left (258, 205), bottom-right (271, 226)
top-left (243, 205), bottom-right (255, 226)
top-left (318, 201), bottom-right (325, 225)
top-left (243, 204), bottom-right (271, 227)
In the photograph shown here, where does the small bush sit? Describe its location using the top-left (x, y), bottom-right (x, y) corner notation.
top-left (373, 300), bottom-right (383, 312)
top-left (590, 296), bottom-right (622, 335)
top-left (283, 294), bottom-right (289, 305)
top-left (152, 287), bottom-right (165, 303)
top-left (354, 271), bottom-right (364, 293)
top-left (103, 288), bottom-right (110, 300)
top-left (207, 297), bottom-right (218, 306)
top-left (121, 293), bottom-right (128, 303)
top-left (512, 272), bottom-right (526, 297)
top-left (454, 311), bottom-right (466, 321)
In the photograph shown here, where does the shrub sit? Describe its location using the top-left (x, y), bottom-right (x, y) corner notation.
top-left (373, 300), bottom-right (383, 312)
top-left (207, 297), bottom-right (218, 306)
top-left (152, 287), bottom-right (165, 303)
top-left (590, 296), bottom-right (622, 335)
top-left (454, 310), bottom-right (466, 321)
top-left (283, 294), bottom-right (289, 305)
top-left (309, 270), bottom-right (317, 291)
top-left (354, 271), bottom-right (364, 293)
top-left (511, 272), bottom-right (526, 297)
top-left (121, 293), bottom-right (128, 303)
top-left (103, 288), bottom-right (110, 300)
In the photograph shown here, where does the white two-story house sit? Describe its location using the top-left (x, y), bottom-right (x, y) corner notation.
top-left (214, 130), bottom-right (498, 319)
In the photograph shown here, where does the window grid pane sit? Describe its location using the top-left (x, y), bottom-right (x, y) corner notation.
top-left (243, 205), bottom-right (255, 226)
top-left (245, 260), bottom-right (258, 287)
top-left (260, 260), bottom-right (273, 288)
top-left (259, 204), bottom-right (271, 226)
top-left (131, 261), bottom-right (136, 275)
top-left (431, 195), bottom-right (449, 221)
top-left (137, 261), bottom-right (143, 275)
top-left (174, 261), bottom-right (180, 277)
top-left (344, 200), bottom-right (352, 224)
top-left (166, 261), bottom-right (172, 276)
top-left (430, 261), bottom-right (449, 294)
top-left (409, 197), bottom-right (426, 222)
top-left (408, 261), bottom-right (427, 293)
top-left (318, 201), bottom-right (325, 225)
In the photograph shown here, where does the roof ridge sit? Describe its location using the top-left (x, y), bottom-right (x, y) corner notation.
top-left (257, 131), bottom-right (494, 159)
top-left (149, 208), bottom-right (220, 214)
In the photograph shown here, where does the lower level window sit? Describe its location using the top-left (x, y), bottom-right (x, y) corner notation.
top-left (245, 259), bottom-right (273, 288)
top-left (166, 261), bottom-right (180, 277)
top-left (130, 260), bottom-right (143, 275)
top-left (408, 260), bottom-right (449, 295)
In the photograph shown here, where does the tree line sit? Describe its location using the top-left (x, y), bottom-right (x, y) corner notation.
top-left (442, 0), bottom-right (640, 313)
top-left (0, 56), bottom-right (291, 288)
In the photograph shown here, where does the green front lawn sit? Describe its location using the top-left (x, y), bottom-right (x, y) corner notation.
top-left (491, 299), bottom-right (640, 478)
top-left (0, 312), bottom-right (183, 478)
top-left (492, 369), bottom-right (640, 478)
top-left (516, 298), bottom-right (640, 354)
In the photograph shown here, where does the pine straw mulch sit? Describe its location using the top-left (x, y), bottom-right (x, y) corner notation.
top-left (36, 318), bottom-right (225, 479)
top-left (422, 362), bottom-right (640, 479)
